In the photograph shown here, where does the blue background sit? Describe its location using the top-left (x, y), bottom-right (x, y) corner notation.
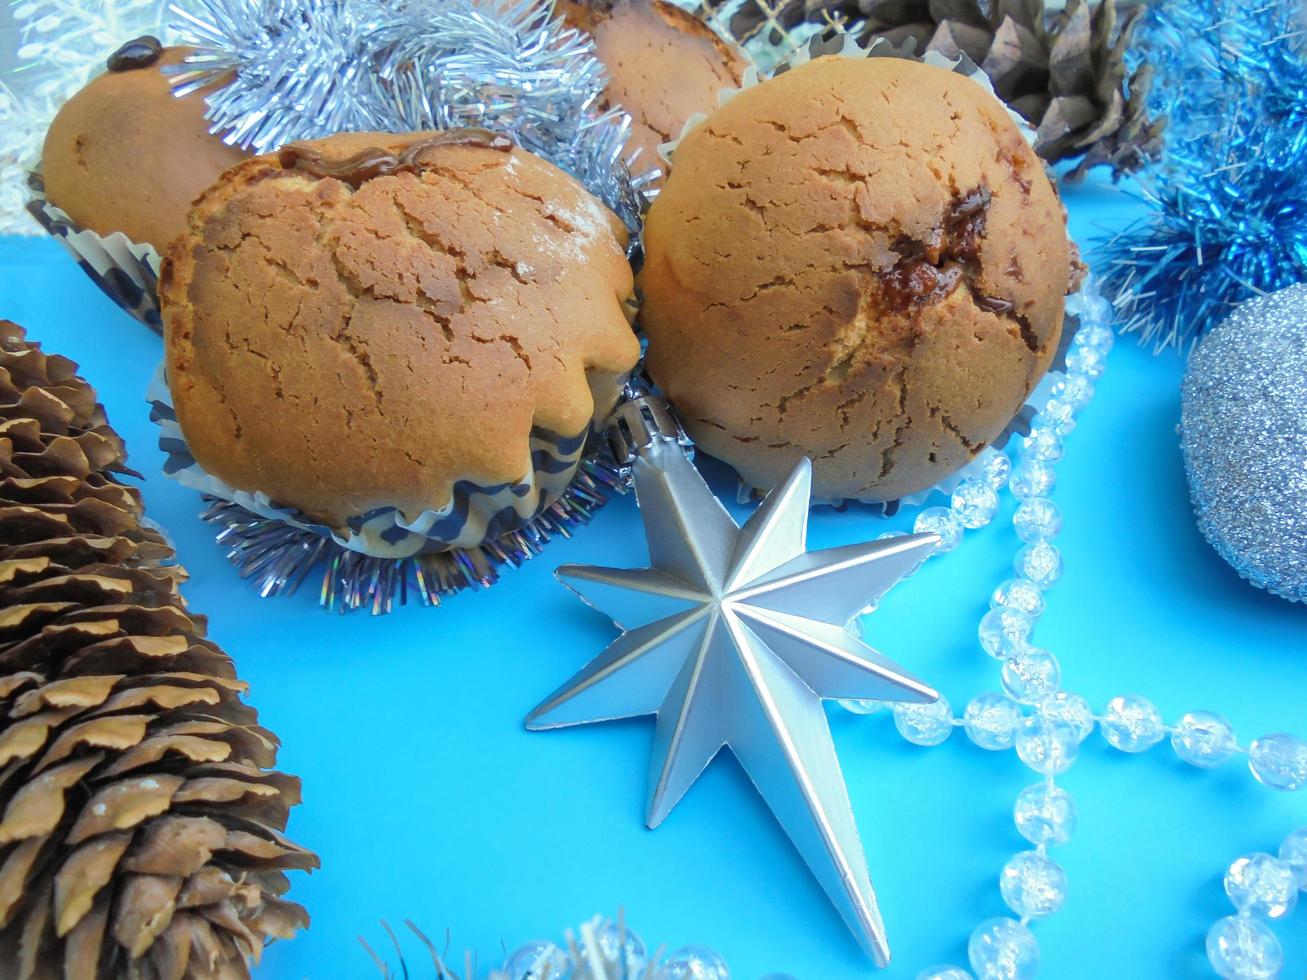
top-left (1, 173), bottom-right (1305, 980)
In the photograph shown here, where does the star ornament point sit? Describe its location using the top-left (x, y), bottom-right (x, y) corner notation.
top-left (527, 445), bottom-right (940, 965)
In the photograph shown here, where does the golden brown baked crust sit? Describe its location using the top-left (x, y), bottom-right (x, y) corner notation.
top-left (558, 0), bottom-right (746, 181)
top-left (638, 55), bottom-right (1072, 501)
top-left (161, 130), bottom-right (639, 528)
top-left (41, 47), bottom-right (248, 255)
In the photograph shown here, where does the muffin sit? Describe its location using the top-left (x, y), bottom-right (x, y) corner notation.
top-left (42, 38), bottom-right (248, 255)
top-left (557, 0), bottom-right (747, 178)
top-left (638, 55), bottom-right (1073, 501)
top-left (160, 130), bottom-right (639, 537)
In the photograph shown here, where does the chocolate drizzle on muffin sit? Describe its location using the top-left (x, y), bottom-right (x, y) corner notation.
top-left (106, 35), bottom-right (163, 72)
top-left (278, 129), bottom-right (514, 188)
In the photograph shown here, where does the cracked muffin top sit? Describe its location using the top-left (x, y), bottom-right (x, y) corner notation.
top-left (638, 55), bottom-right (1072, 501)
top-left (161, 130), bottom-right (639, 528)
top-left (557, 0), bottom-right (746, 182)
top-left (42, 45), bottom-right (249, 254)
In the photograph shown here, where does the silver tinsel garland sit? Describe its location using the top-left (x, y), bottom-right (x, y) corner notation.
top-left (167, 0), bottom-right (652, 232)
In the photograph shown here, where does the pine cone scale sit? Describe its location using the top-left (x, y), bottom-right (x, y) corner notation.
top-left (55, 832), bottom-right (133, 937)
top-left (0, 836), bottom-right (44, 924)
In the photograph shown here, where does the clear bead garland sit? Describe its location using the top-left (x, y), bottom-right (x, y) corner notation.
top-left (1205, 826), bottom-right (1307, 980)
top-left (825, 280), bottom-right (1307, 979)
top-left (496, 917), bottom-right (745, 979)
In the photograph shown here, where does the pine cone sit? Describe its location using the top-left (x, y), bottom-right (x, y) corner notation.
top-left (712, 0), bottom-right (1163, 176)
top-left (0, 321), bottom-right (317, 979)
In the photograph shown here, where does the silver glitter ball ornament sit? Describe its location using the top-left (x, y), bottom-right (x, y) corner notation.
top-left (1180, 284), bottom-right (1307, 602)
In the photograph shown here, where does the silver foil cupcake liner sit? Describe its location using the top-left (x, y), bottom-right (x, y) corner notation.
top-left (24, 167), bottom-right (164, 332)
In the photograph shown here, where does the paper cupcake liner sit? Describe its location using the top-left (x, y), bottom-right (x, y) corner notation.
top-left (653, 32), bottom-right (1079, 513)
top-left (148, 365), bottom-right (622, 558)
top-left (197, 457), bottom-right (626, 614)
top-left (24, 167), bottom-right (164, 332)
top-left (147, 364), bottom-right (630, 612)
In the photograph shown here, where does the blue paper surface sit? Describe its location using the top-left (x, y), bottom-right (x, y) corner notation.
top-left (1, 173), bottom-right (1304, 980)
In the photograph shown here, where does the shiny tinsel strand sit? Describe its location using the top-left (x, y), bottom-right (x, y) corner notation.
top-left (201, 455), bottom-right (629, 615)
top-left (168, 0), bottom-right (381, 150)
top-left (167, 0), bottom-right (652, 232)
top-left (1096, 0), bottom-right (1307, 352)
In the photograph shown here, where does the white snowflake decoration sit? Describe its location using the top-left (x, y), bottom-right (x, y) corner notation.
top-left (1, 0), bottom-right (171, 235)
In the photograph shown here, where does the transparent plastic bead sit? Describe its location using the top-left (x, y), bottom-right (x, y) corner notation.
top-left (1009, 458), bottom-right (1056, 499)
top-left (1206, 915), bottom-right (1283, 980)
top-left (584, 922), bottom-right (646, 976)
top-left (1049, 373), bottom-right (1094, 412)
top-left (1012, 498), bottom-right (1062, 543)
top-left (1248, 733), bottom-right (1307, 790)
top-left (1074, 319), bottom-right (1115, 356)
top-left (976, 450), bottom-right (1012, 490)
top-left (1100, 695), bottom-right (1166, 753)
top-left (1000, 850), bottom-right (1067, 918)
top-left (658, 946), bottom-right (730, 980)
top-left (503, 940), bottom-right (571, 980)
top-left (1021, 426), bottom-right (1063, 462)
top-left (1279, 828), bottom-right (1307, 889)
top-left (875, 530), bottom-right (903, 541)
top-left (990, 577), bottom-right (1046, 618)
top-left (1171, 711), bottom-right (1238, 768)
top-left (1065, 344), bottom-right (1106, 379)
top-left (1014, 782), bottom-right (1077, 846)
top-left (1015, 541), bottom-right (1063, 589)
top-left (1073, 284), bottom-right (1112, 320)
top-left (978, 607), bottom-right (1032, 660)
top-left (916, 967), bottom-right (972, 980)
top-left (1225, 853), bottom-right (1299, 918)
top-left (915, 506), bottom-right (964, 552)
top-left (893, 695), bottom-right (954, 746)
top-left (839, 698), bottom-right (883, 715)
top-left (1035, 399), bottom-right (1076, 436)
top-left (1038, 691), bottom-right (1094, 742)
top-left (1015, 715), bottom-right (1079, 774)
top-left (963, 693), bottom-right (1023, 750)
top-left (1002, 648), bottom-right (1061, 704)
top-left (951, 481), bottom-right (1000, 529)
top-left (968, 917), bottom-right (1039, 980)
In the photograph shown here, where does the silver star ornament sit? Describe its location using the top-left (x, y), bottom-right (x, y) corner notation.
top-left (527, 419), bottom-right (940, 966)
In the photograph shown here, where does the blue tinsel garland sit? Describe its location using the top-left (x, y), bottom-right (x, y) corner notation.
top-left (1098, 0), bottom-right (1307, 352)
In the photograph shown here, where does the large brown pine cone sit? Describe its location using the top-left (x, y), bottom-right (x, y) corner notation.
top-left (710, 0), bottom-right (1163, 176)
top-left (0, 321), bottom-right (317, 979)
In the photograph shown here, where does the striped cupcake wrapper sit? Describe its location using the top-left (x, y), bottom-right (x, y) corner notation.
top-left (25, 167), bottom-right (164, 332)
top-left (147, 364), bottom-right (614, 560)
